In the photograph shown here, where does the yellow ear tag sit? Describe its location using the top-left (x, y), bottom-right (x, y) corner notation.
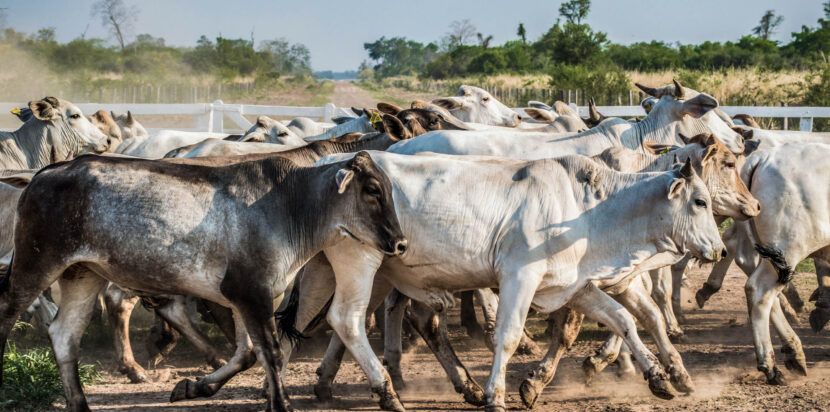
top-left (369, 111), bottom-right (383, 129)
top-left (659, 147), bottom-right (671, 155)
top-left (10, 107), bottom-right (21, 115)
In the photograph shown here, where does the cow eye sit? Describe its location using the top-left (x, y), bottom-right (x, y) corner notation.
top-left (365, 184), bottom-right (381, 197)
top-left (277, 132), bottom-right (288, 137)
top-left (70, 114), bottom-right (81, 119)
top-left (694, 199), bottom-right (707, 208)
top-left (725, 162), bottom-right (735, 168)
top-left (482, 97), bottom-right (490, 103)
top-left (429, 118), bottom-right (439, 125)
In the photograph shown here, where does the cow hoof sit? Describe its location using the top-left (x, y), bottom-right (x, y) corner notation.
top-left (373, 381), bottom-right (405, 412)
top-left (122, 368), bottom-right (149, 384)
top-left (667, 366), bottom-right (695, 394)
top-left (782, 348), bottom-right (808, 376)
top-left (390, 374), bottom-right (406, 392)
top-left (484, 405), bottom-right (506, 412)
top-left (170, 378), bottom-right (196, 402)
top-left (208, 357), bottom-right (227, 370)
top-left (695, 284), bottom-right (717, 308)
top-left (764, 366), bottom-right (788, 386)
top-left (461, 382), bottom-right (486, 406)
top-left (809, 307), bottom-right (830, 333)
top-left (581, 356), bottom-right (601, 384)
top-left (519, 379), bottom-right (540, 409)
top-left (313, 383), bottom-right (333, 402)
top-left (515, 339), bottom-right (540, 356)
top-left (646, 367), bottom-right (675, 400)
top-left (667, 330), bottom-right (686, 344)
top-left (148, 353), bottom-right (165, 369)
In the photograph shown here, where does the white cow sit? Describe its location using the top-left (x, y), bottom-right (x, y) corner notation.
top-left (163, 138), bottom-right (295, 158)
top-left (0, 97), bottom-right (109, 168)
top-left (115, 130), bottom-right (232, 159)
top-left (432, 85), bottom-right (523, 127)
top-left (391, 81), bottom-right (746, 158)
top-left (304, 151), bottom-right (724, 411)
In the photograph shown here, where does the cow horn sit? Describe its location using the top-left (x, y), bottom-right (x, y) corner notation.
top-left (635, 83), bottom-right (659, 97)
top-left (672, 79), bottom-right (684, 99)
top-left (588, 98), bottom-right (603, 122)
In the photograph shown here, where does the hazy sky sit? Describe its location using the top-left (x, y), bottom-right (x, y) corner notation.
top-left (4, 1), bottom-right (824, 71)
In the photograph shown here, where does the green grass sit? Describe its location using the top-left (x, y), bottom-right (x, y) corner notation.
top-left (306, 80), bottom-right (336, 106)
top-left (797, 258), bottom-right (816, 273)
top-left (355, 81), bottom-right (409, 106)
top-left (2, 325), bottom-right (101, 411)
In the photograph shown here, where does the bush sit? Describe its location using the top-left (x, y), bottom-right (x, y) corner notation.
top-left (1, 340), bottom-right (100, 410)
top-left (549, 62), bottom-right (631, 100)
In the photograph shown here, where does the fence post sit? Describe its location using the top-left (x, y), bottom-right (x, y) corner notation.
top-left (782, 102), bottom-right (788, 130)
top-left (324, 103), bottom-right (336, 123)
top-left (211, 100), bottom-right (224, 133)
top-left (800, 117), bottom-right (813, 132)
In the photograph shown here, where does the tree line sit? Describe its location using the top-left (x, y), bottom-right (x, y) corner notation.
top-left (362, 1), bottom-right (830, 96)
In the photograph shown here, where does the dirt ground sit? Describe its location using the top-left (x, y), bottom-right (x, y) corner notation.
top-left (61, 263), bottom-right (830, 411)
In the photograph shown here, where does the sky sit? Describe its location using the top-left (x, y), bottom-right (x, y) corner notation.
top-left (3, 0), bottom-right (824, 71)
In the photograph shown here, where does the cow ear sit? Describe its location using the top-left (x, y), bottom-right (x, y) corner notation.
top-left (351, 107), bottom-right (365, 116)
top-left (679, 94), bottom-right (717, 118)
top-left (668, 178), bottom-right (684, 199)
top-left (732, 126), bottom-right (753, 141)
top-left (332, 116), bottom-right (352, 125)
top-left (524, 108), bottom-right (555, 122)
top-left (382, 114), bottom-right (412, 141)
top-left (29, 97), bottom-right (59, 121)
top-left (0, 173), bottom-right (33, 189)
top-left (684, 132), bottom-right (715, 146)
top-left (255, 115), bottom-right (269, 127)
top-left (240, 133), bottom-right (264, 142)
top-left (335, 169), bottom-right (354, 194)
top-left (643, 141), bottom-right (679, 155)
top-left (410, 100), bottom-right (428, 109)
top-left (431, 97), bottom-right (463, 111)
top-left (377, 102), bottom-right (403, 115)
top-left (742, 139), bottom-right (761, 157)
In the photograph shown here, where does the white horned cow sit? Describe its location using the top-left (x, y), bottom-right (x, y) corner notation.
top-left (287, 150), bottom-right (725, 411)
top-left (431, 85), bottom-right (523, 127)
top-left (0, 151), bottom-right (407, 412)
top-left (391, 81), bottom-right (747, 159)
top-left (0, 97), bottom-right (109, 168)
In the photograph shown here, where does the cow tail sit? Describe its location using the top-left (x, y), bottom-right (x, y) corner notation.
top-left (273, 285), bottom-right (308, 347)
top-left (754, 243), bottom-right (794, 284)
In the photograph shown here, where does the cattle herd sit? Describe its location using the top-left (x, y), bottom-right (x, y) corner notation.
top-left (0, 80), bottom-right (828, 412)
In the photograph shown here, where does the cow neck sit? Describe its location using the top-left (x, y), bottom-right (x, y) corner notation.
top-left (0, 119), bottom-right (71, 169)
top-left (311, 116), bottom-right (370, 140)
top-left (630, 107), bottom-right (712, 152)
top-left (629, 145), bottom-right (701, 173)
top-left (573, 168), bottom-right (679, 276)
top-left (304, 133), bottom-right (394, 164)
top-left (274, 161), bottom-right (346, 274)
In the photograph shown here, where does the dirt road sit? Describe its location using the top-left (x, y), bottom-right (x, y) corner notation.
top-left (70, 262), bottom-right (830, 411)
top-left (327, 81), bottom-right (380, 109)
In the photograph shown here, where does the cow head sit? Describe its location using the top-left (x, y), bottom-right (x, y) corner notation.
top-left (635, 80), bottom-right (745, 154)
top-left (393, 108), bottom-right (471, 137)
top-left (239, 116), bottom-right (300, 144)
top-left (331, 151), bottom-right (407, 256)
top-left (28, 97), bottom-right (109, 155)
top-left (432, 85), bottom-right (521, 127)
top-left (660, 160), bottom-right (726, 263)
top-left (89, 110), bottom-right (123, 152)
top-left (524, 101), bottom-right (589, 132)
top-left (677, 133), bottom-right (760, 220)
top-left (111, 111), bottom-right (148, 140)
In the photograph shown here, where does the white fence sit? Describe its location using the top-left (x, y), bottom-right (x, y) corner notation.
top-left (1, 100), bottom-right (829, 132)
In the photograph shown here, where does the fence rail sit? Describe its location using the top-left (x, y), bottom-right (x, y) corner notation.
top-left (0, 101), bottom-right (827, 132)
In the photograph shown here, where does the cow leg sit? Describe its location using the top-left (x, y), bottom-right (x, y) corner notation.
top-left (483, 270), bottom-right (541, 411)
top-left (324, 241), bottom-right (403, 411)
top-left (568, 283), bottom-right (674, 400)
top-left (383, 289), bottom-right (409, 392)
top-left (170, 308), bottom-right (257, 401)
top-left (313, 332), bottom-right (347, 402)
top-left (459, 290), bottom-right (484, 340)
top-left (50, 271), bottom-right (108, 412)
top-left (519, 307), bottom-right (584, 409)
top-left (810, 258), bottom-right (830, 332)
top-left (406, 300), bottom-right (486, 406)
top-left (103, 285), bottom-right (148, 383)
top-left (615, 343), bottom-right (637, 377)
top-left (670, 257), bottom-right (690, 322)
top-left (201, 299), bottom-right (236, 344)
top-left (617, 279), bottom-right (694, 393)
top-left (154, 295), bottom-right (227, 369)
top-left (770, 294), bottom-right (807, 376)
top-left (745, 262), bottom-right (788, 385)
top-left (781, 282), bottom-right (805, 313)
top-left (475, 288), bottom-right (539, 356)
top-left (650, 267), bottom-right (684, 341)
top-left (696, 254), bottom-right (734, 308)
top-left (582, 333), bottom-right (624, 383)
top-left (146, 311), bottom-right (179, 368)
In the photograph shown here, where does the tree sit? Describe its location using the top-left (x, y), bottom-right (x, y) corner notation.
top-left (477, 33), bottom-right (493, 49)
top-left (517, 23), bottom-right (527, 44)
top-left (91, 0), bottom-right (138, 50)
top-left (36, 27), bottom-right (56, 43)
top-left (752, 10), bottom-right (783, 41)
top-left (446, 19), bottom-right (477, 48)
top-left (559, 0), bottom-right (591, 24)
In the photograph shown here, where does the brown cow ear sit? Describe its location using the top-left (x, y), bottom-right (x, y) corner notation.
top-left (410, 100), bottom-right (428, 109)
top-left (381, 114), bottom-right (412, 141)
top-left (29, 97), bottom-right (60, 121)
top-left (255, 115), bottom-right (270, 127)
top-left (643, 141), bottom-right (679, 154)
top-left (377, 102), bottom-right (403, 115)
top-left (732, 126), bottom-right (753, 140)
top-left (685, 132), bottom-right (715, 147)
